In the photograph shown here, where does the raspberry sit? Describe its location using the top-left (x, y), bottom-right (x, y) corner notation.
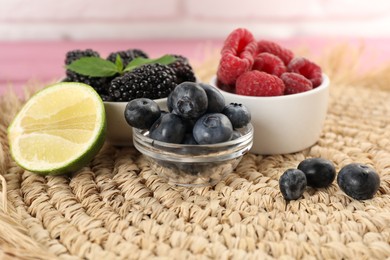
top-left (287, 57), bottom-right (322, 87)
top-left (236, 71), bottom-right (285, 97)
top-left (253, 53), bottom-right (286, 77)
top-left (281, 72), bottom-right (313, 95)
top-left (257, 40), bottom-right (294, 65)
top-left (217, 28), bottom-right (257, 86)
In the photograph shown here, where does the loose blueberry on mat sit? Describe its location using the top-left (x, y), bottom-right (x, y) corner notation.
top-left (297, 158), bottom-right (336, 188)
top-left (337, 163), bottom-right (380, 200)
top-left (279, 169), bottom-right (307, 200)
top-left (193, 113), bottom-right (233, 144)
top-left (222, 103), bottom-right (251, 128)
top-left (124, 98), bottom-right (161, 129)
top-left (168, 82), bottom-right (208, 119)
top-left (149, 113), bottom-right (187, 143)
top-left (199, 83), bottom-right (226, 113)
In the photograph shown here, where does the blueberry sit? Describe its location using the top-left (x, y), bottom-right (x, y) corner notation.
top-left (168, 82), bottom-right (208, 119)
top-left (193, 113), bottom-right (233, 144)
top-left (337, 163), bottom-right (380, 200)
top-left (279, 169), bottom-right (307, 200)
top-left (222, 103), bottom-right (251, 128)
top-left (182, 118), bottom-right (197, 134)
top-left (124, 98), bottom-right (161, 129)
top-left (182, 133), bottom-right (198, 144)
top-left (167, 92), bottom-right (174, 112)
top-left (230, 130), bottom-right (242, 140)
top-left (149, 113), bottom-right (186, 143)
top-left (297, 158), bottom-right (336, 188)
top-left (199, 83), bottom-right (225, 113)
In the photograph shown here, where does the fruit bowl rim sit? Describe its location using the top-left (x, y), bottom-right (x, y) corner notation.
top-left (211, 73), bottom-right (329, 101)
top-left (133, 123), bottom-right (254, 149)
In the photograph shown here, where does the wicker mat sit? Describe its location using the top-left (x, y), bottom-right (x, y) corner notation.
top-left (0, 45), bottom-right (390, 260)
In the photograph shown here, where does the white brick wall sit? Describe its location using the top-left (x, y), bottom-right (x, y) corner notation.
top-left (1, 0), bottom-right (390, 40)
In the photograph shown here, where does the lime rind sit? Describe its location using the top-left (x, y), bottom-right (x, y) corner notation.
top-left (8, 82), bottom-right (106, 175)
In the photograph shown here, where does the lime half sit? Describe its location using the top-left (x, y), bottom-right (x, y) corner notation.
top-left (8, 82), bottom-right (106, 175)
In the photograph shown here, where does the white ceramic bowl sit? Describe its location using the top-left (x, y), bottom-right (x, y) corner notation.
top-left (104, 98), bottom-right (168, 146)
top-left (210, 74), bottom-right (330, 155)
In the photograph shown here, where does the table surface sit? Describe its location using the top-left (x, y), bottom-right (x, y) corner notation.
top-left (1, 37), bottom-right (390, 97)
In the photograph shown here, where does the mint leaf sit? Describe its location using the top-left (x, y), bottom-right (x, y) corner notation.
top-left (115, 54), bottom-right (124, 72)
top-left (66, 57), bottom-right (119, 77)
top-left (123, 55), bottom-right (176, 72)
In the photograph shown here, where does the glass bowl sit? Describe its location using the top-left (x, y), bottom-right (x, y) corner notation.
top-left (132, 123), bottom-right (253, 187)
top-left (103, 98), bottom-right (167, 146)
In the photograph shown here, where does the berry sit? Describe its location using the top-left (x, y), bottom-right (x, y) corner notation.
top-left (199, 83), bottom-right (225, 113)
top-left (279, 169), bottom-right (307, 200)
top-left (337, 163), bottom-right (380, 200)
top-left (149, 113), bottom-right (187, 143)
top-left (253, 53), bottom-right (286, 77)
top-left (236, 71), bottom-right (285, 96)
top-left (100, 94), bottom-right (113, 102)
top-left (63, 71), bottom-right (112, 95)
top-left (107, 49), bottom-right (149, 66)
top-left (222, 103), bottom-right (251, 128)
top-left (167, 91), bottom-right (174, 112)
top-left (168, 55), bottom-right (196, 84)
top-left (230, 130), bottom-right (242, 140)
top-left (297, 158), bottom-right (336, 188)
top-left (281, 72), bottom-right (313, 95)
top-left (182, 133), bottom-right (198, 144)
top-left (64, 49), bottom-right (111, 95)
top-left (168, 82), bottom-right (208, 119)
top-left (257, 40), bottom-right (294, 65)
top-left (287, 57), bottom-right (322, 87)
top-left (193, 113), bottom-right (233, 144)
top-left (182, 118), bottom-right (197, 133)
top-left (124, 98), bottom-right (161, 129)
top-left (65, 49), bottom-right (100, 65)
top-left (217, 28), bottom-right (258, 86)
top-left (108, 63), bottom-right (177, 102)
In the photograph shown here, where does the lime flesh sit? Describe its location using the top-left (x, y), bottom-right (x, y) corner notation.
top-left (8, 82), bottom-right (106, 175)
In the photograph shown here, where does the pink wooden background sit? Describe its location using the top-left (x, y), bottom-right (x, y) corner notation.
top-left (2, 0), bottom-right (390, 40)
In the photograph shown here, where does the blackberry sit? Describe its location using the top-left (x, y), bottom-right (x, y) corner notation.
top-left (64, 49), bottom-right (111, 96)
top-left (106, 49), bottom-right (149, 67)
top-left (108, 63), bottom-right (177, 102)
top-left (63, 71), bottom-right (112, 96)
top-left (168, 55), bottom-right (196, 84)
top-left (65, 49), bottom-right (100, 65)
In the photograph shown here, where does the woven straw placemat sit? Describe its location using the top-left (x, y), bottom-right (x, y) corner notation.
top-left (0, 45), bottom-right (389, 260)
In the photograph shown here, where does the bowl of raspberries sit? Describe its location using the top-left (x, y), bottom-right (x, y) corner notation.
top-left (62, 48), bottom-right (197, 145)
top-left (126, 81), bottom-right (253, 187)
top-left (211, 28), bottom-right (330, 155)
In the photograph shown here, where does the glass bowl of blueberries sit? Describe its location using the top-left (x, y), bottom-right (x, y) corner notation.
top-left (127, 82), bottom-right (253, 187)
